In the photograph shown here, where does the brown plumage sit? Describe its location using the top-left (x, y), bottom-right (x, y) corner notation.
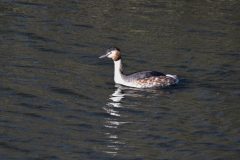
top-left (136, 76), bottom-right (177, 88)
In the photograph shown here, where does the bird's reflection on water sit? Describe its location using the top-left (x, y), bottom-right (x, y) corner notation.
top-left (102, 85), bottom-right (172, 156)
top-left (102, 85), bottom-right (128, 156)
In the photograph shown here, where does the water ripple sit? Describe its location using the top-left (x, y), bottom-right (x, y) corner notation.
top-left (50, 86), bottom-right (92, 100)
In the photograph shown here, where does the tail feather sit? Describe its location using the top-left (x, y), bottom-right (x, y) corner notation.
top-left (166, 74), bottom-right (179, 84)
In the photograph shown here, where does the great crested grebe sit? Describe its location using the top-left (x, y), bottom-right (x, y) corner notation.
top-left (99, 47), bottom-right (179, 88)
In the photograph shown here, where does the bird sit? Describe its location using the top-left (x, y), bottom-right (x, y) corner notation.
top-left (99, 47), bottom-right (179, 88)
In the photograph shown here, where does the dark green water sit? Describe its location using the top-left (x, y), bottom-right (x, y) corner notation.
top-left (0, 1), bottom-right (239, 160)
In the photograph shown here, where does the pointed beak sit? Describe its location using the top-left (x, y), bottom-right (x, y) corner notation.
top-left (99, 52), bottom-right (111, 59)
top-left (99, 54), bottom-right (108, 59)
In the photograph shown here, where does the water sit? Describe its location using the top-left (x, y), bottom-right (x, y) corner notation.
top-left (0, 1), bottom-right (240, 160)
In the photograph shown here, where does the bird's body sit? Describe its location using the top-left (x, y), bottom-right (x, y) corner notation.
top-left (99, 47), bottom-right (179, 88)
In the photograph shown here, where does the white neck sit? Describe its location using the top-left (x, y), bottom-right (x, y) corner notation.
top-left (114, 60), bottom-right (125, 84)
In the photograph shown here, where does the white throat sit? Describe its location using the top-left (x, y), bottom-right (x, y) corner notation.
top-left (114, 60), bottom-right (124, 84)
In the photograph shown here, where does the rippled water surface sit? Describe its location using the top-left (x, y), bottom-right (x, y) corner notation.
top-left (0, 1), bottom-right (240, 160)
